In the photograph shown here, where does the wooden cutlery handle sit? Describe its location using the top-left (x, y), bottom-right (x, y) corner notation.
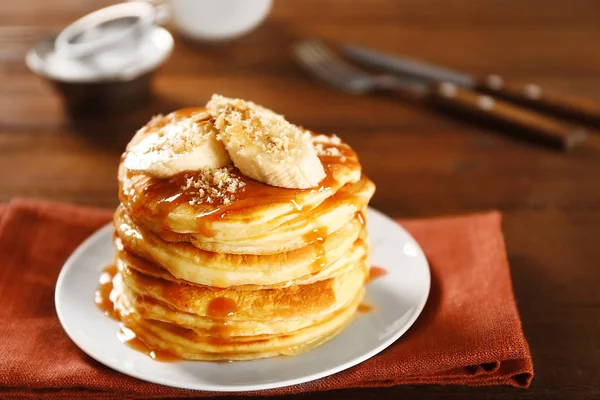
top-left (477, 73), bottom-right (600, 124)
top-left (429, 82), bottom-right (587, 151)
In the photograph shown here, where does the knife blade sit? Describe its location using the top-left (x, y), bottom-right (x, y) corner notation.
top-left (343, 43), bottom-right (600, 125)
top-left (343, 43), bottom-right (475, 87)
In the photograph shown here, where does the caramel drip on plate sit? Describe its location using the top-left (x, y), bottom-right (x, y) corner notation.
top-left (367, 266), bottom-right (388, 283)
top-left (118, 326), bottom-right (179, 362)
top-left (95, 264), bottom-right (180, 362)
top-left (356, 266), bottom-right (388, 314)
top-left (357, 304), bottom-right (373, 313)
top-left (95, 264), bottom-right (119, 320)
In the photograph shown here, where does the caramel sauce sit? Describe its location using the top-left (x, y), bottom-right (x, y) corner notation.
top-left (162, 281), bottom-right (185, 304)
top-left (95, 264), bottom-right (181, 362)
top-left (304, 227), bottom-right (328, 273)
top-left (118, 326), bottom-right (179, 362)
top-left (357, 303), bottom-right (373, 313)
top-left (206, 297), bottom-right (237, 318)
top-left (122, 169), bottom-right (306, 238)
top-left (206, 335), bottom-right (232, 346)
top-left (196, 216), bottom-right (217, 238)
top-left (118, 110), bottom-right (364, 240)
top-left (119, 142), bottom-right (350, 238)
top-left (208, 323), bottom-right (229, 338)
top-left (367, 266), bottom-right (387, 283)
top-left (327, 185), bottom-right (363, 207)
top-left (204, 298), bottom-right (238, 345)
top-left (95, 264), bottom-right (119, 320)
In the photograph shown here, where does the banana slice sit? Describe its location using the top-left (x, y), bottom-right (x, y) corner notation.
top-left (206, 95), bottom-right (326, 189)
top-left (124, 111), bottom-right (231, 178)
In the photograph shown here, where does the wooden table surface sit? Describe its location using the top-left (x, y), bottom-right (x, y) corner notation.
top-left (1, 0), bottom-right (599, 399)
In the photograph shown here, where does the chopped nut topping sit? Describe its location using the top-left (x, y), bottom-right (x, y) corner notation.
top-left (181, 166), bottom-right (246, 205)
top-left (312, 134), bottom-right (345, 161)
top-left (314, 143), bottom-right (342, 157)
top-left (312, 134), bottom-right (342, 146)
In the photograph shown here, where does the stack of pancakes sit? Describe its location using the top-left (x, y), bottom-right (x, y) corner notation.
top-left (111, 108), bottom-right (376, 361)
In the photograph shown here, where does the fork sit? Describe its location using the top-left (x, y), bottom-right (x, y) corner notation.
top-left (292, 40), bottom-right (587, 151)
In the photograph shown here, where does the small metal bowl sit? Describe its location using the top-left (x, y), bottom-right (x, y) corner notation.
top-left (25, 26), bottom-right (173, 115)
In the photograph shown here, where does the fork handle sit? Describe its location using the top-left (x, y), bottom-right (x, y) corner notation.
top-left (427, 82), bottom-right (587, 151)
top-left (477, 74), bottom-right (600, 124)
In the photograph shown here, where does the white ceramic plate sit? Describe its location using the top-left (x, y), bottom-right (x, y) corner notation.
top-left (55, 207), bottom-right (430, 392)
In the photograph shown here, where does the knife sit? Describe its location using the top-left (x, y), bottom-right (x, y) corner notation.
top-left (293, 39), bottom-right (587, 151)
top-left (343, 44), bottom-right (600, 125)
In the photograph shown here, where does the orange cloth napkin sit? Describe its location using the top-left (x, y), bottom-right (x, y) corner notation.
top-left (0, 199), bottom-right (533, 399)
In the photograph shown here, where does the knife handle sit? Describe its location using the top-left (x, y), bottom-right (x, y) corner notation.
top-left (477, 74), bottom-right (600, 125)
top-left (427, 82), bottom-right (587, 151)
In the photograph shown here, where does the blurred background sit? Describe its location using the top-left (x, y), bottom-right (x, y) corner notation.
top-left (1, 0), bottom-right (599, 215)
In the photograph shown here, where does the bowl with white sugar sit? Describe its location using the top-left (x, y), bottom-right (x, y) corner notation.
top-left (25, 3), bottom-right (173, 115)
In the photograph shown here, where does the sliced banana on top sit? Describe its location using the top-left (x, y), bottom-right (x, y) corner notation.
top-left (124, 111), bottom-right (231, 178)
top-left (206, 95), bottom-right (326, 189)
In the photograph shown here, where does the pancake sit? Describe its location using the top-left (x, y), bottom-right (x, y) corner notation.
top-left (118, 114), bottom-right (367, 255)
top-left (114, 205), bottom-right (368, 287)
top-left (119, 165), bottom-right (373, 255)
top-left (99, 100), bottom-right (376, 362)
top-left (114, 263), bottom-right (368, 338)
top-left (116, 251), bottom-right (367, 324)
top-left (114, 272), bottom-right (364, 360)
top-left (179, 176), bottom-right (373, 255)
top-left (112, 248), bottom-right (367, 359)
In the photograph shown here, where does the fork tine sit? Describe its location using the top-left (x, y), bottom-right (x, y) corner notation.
top-left (299, 41), bottom-right (364, 83)
top-left (306, 41), bottom-right (369, 80)
top-left (294, 42), bottom-right (342, 84)
top-left (293, 40), bottom-right (371, 92)
top-left (295, 41), bottom-right (354, 83)
top-left (294, 40), bottom-right (430, 98)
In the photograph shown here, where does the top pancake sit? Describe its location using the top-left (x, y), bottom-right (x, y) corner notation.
top-left (118, 109), bottom-right (368, 251)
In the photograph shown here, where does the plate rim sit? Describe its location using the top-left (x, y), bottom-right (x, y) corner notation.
top-left (54, 207), bottom-right (430, 392)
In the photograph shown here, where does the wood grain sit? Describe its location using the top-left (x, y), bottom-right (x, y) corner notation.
top-left (1, 0), bottom-right (599, 399)
top-left (477, 73), bottom-right (600, 124)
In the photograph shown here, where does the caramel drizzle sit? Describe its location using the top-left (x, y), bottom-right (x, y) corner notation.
top-left (117, 326), bottom-right (179, 362)
top-left (119, 136), bottom-right (357, 239)
top-left (357, 304), bottom-right (372, 313)
top-left (304, 227), bottom-right (328, 274)
top-left (367, 266), bottom-right (387, 283)
top-left (95, 264), bottom-right (180, 362)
